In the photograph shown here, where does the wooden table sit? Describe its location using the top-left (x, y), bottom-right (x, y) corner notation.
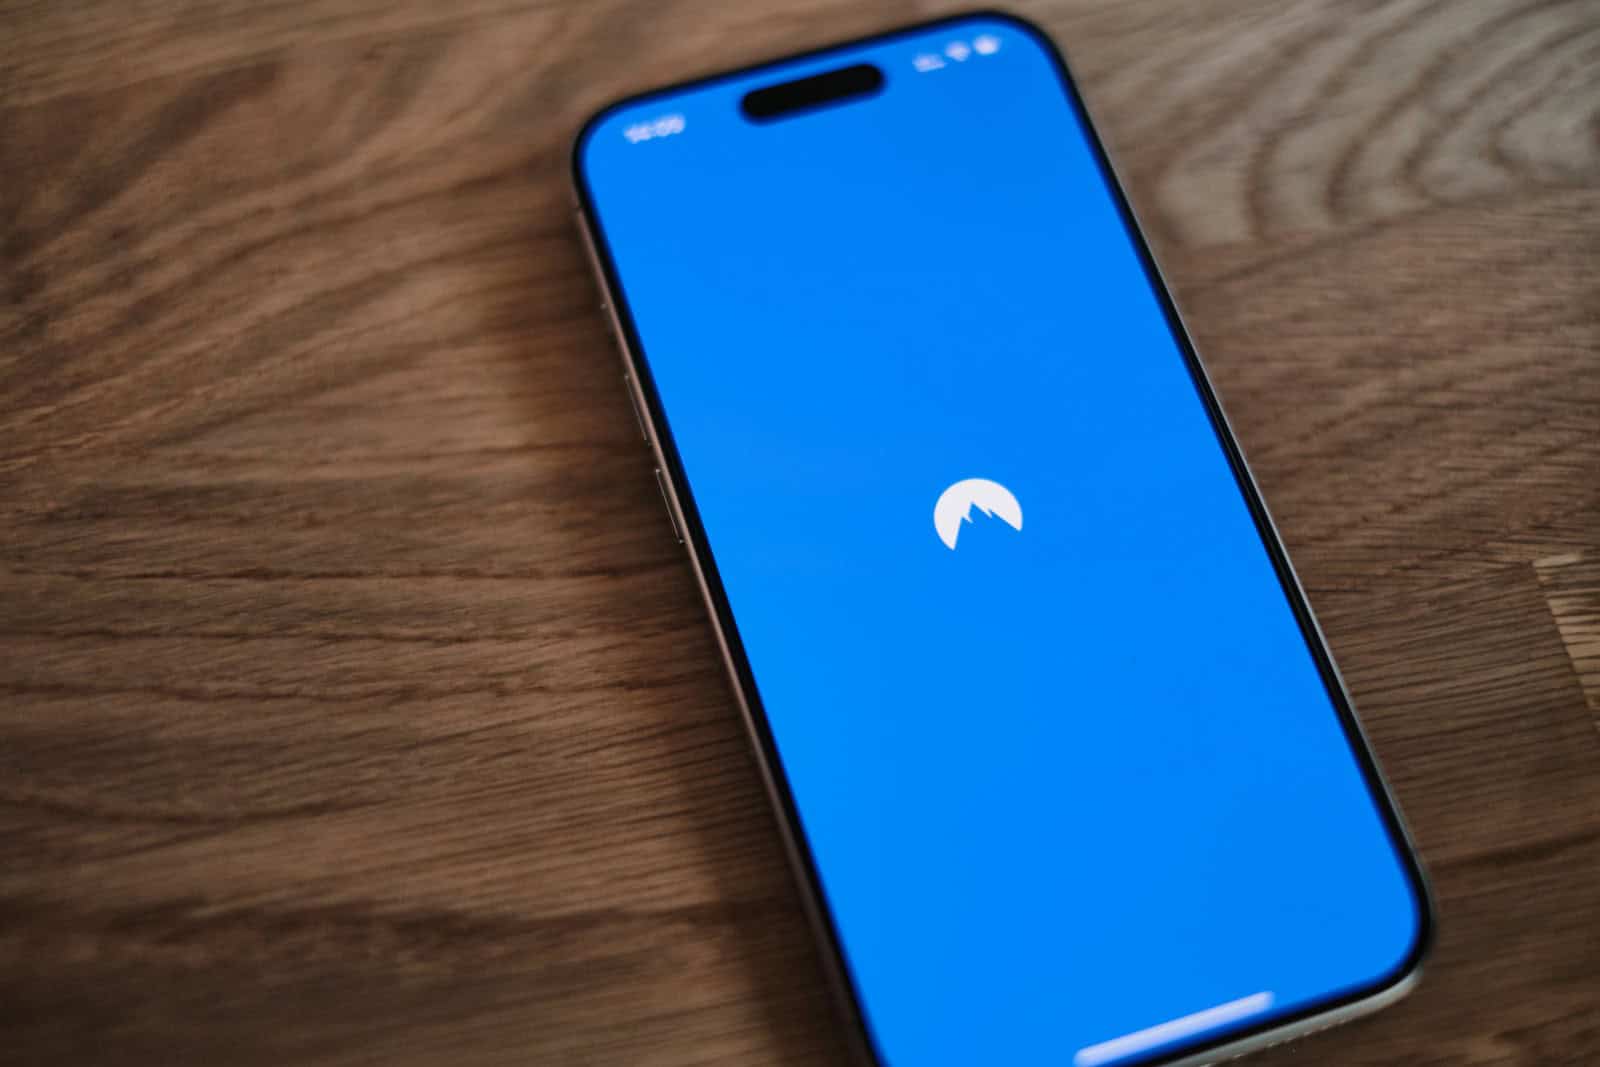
top-left (3, 1), bottom-right (1597, 1063)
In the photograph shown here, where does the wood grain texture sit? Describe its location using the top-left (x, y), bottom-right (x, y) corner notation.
top-left (1, 0), bottom-right (1596, 1063)
top-left (1536, 553), bottom-right (1600, 720)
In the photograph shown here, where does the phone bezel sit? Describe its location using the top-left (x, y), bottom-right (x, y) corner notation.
top-left (569, 11), bottom-right (1435, 1066)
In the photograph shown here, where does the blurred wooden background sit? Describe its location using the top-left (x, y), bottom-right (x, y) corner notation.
top-left (2, 0), bottom-right (1597, 1063)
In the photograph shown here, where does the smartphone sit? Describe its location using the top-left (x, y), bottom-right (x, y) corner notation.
top-left (572, 13), bottom-right (1432, 1067)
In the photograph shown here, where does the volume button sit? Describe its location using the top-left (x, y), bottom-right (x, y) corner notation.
top-left (622, 374), bottom-right (649, 441)
top-left (575, 209), bottom-right (632, 361)
top-left (654, 468), bottom-right (684, 543)
top-left (578, 211), bottom-right (653, 444)
top-left (575, 209), bottom-right (611, 309)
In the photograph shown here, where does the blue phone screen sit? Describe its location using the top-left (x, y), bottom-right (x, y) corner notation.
top-left (578, 16), bottom-right (1424, 1066)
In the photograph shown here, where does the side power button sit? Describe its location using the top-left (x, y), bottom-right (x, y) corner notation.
top-left (653, 468), bottom-right (684, 544)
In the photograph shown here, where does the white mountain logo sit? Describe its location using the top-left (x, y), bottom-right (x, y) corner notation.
top-left (933, 478), bottom-right (1023, 550)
